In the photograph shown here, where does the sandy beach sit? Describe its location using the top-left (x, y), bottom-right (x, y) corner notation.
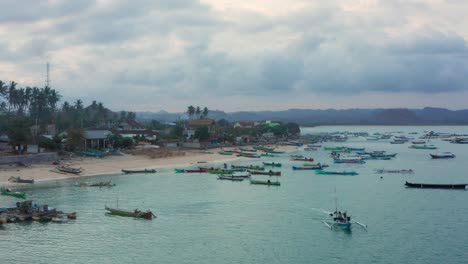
top-left (0, 145), bottom-right (298, 184)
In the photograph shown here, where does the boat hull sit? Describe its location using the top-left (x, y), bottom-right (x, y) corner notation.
top-left (405, 181), bottom-right (466, 189)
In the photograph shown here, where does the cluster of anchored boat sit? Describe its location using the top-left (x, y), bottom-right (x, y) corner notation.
top-left (0, 200), bottom-right (76, 225)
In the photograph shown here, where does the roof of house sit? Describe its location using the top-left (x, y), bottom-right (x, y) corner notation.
top-left (124, 119), bottom-right (145, 128)
top-left (236, 121), bottom-right (257, 126)
top-left (189, 118), bottom-right (216, 126)
top-left (84, 130), bottom-right (112, 139)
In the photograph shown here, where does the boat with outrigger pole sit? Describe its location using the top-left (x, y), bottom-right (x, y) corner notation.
top-left (322, 190), bottom-right (367, 231)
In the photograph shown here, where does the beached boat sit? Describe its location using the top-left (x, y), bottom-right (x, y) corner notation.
top-left (8, 176), bottom-right (34, 184)
top-left (405, 181), bottom-right (466, 189)
top-left (238, 153), bottom-right (260, 158)
top-left (316, 170), bottom-right (358, 176)
top-left (249, 179), bottom-right (280, 186)
top-left (121, 169), bottom-right (157, 174)
top-left (57, 166), bottom-right (82, 174)
top-left (0, 188), bottom-right (26, 199)
top-left (292, 166), bottom-right (322, 170)
top-left (262, 162), bottom-right (281, 167)
top-left (185, 169), bottom-right (209, 173)
top-left (430, 152), bottom-right (455, 159)
top-left (217, 175), bottom-right (245, 181)
top-left (105, 206), bottom-right (155, 219)
top-left (249, 170), bottom-right (281, 176)
top-left (218, 151), bottom-right (233, 155)
top-left (175, 168), bottom-right (185, 173)
top-left (409, 144), bottom-right (437, 150)
top-left (375, 169), bottom-right (414, 174)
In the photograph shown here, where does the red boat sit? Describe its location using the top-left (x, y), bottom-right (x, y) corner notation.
top-left (185, 169), bottom-right (209, 173)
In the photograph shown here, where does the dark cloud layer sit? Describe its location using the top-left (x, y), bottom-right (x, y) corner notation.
top-left (0, 0), bottom-right (467, 110)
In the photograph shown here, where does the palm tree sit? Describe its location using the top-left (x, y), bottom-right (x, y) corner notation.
top-left (202, 107), bottom-right (209, 118)
top-left (195, 106), bottom-right (201, 118)
top-left (187, 105), bottom-right (195, 120)
top-left (7, 81), bottom-right (17, 113)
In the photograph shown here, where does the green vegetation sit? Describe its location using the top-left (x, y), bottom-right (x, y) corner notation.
top-left (194, 126), bottom-right (210, 141)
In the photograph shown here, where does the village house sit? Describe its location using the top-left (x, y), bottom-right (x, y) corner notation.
top-left (119, 119), bottom-right (145, 130)
top-left (233, 121), bottom-right (258, 129)
top-left (185, 118), bottom-right (217, 139)
top-left (113, 129), bottom-right (160, 141)
top-left (83, 130), bottom-right (112, 149)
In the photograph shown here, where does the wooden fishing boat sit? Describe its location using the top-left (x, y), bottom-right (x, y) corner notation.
top-left (405, 181), bottom-right (466, 189)
top-left (218, 151), bottom-right (233, 155)
top-left (291, 158), bottom-right (314, 162)
top-left (430, 152), bottom-right (455, 159)
top-left (262, 162), bottom-right (281, 167)
top-left (409, 144), bottom-right (437, 150)
top-left (175, 168), bottom-right (185, 173)
top-left (8, 176), bottom-right (34, 184)
top-left (0, 188), bottom-right (26, 199)
top-left (88, 181), bottom-right (115, 187)
top-left (304, 147), bottom-right (318, 151)
top-left (322, 191), bottom-right (367, 231)
top-left (57, 166), bottom-right (82, 174)
top-left (375, 169), bottom-right (413, 174)
top-left (290, 155), bottom-right (304, 158)
top-left (260, 153), bottom-right (276, 157)
top-left (324, 147), bottom-right (347, 152)
top-left (185, 169), bottom-right (209, 173)
top-left (347, 147), bottom-right (365, 151)
top-left (238, 153), bottom-right (260, 158)
top-left (105, 206), bottom-right (155, 219)
top-left (333, 159), bottom-right (365, 164)
top-left (292, 166), bottom-right (322, 170)
top-left (249, 179), bottom-right (280, 186)
top-left (208, 170), bottom-right (234, 175)
top-left (249, 170), bottom-right (281, 176)
top-left (217, 175), bottom-right (245, 181)
top-left (231, 165), bottom-right (265, 171)
top-left (267, 150), bottom-right (285, 154)
top-left (121, 169), bottom-right (157, 174)
top-left (316, 170), bottom-right (358, 176)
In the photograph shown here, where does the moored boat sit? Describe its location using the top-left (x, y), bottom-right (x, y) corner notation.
top-left (249, 179), bottom-right (280, 186)
top-left (316, 170), bottom-right (358, 176)
top-left (430, 152), bottom-right (455, 159)
top-left (291, 157), bottom-right (314, 162)
top-left (122, 168), bottom-right (157, 174)
top-left (375, 169), bottom-right (414, 174)
top-left (292, 166), bottom-right (322, 170)
top-left (262, 162), bottom-right (281, 167)
top-left (231, 165), bottom-right (264, 171)
top-left (405, 181), bottom-right (466, 189)
top-left (249, 170), bottom-right (281, 176)
top-left (409, 144), bottom-right (437, 150)
top-left (0, 188), bottom-right (26, 199)
top-left (333, 158), bottom-right (365, 164)
top-left (217, 175), bottom-right (245, 181)
top-left (105, 206), bottom-right (155, 219)
top-left (218, 151), bottom-right (233, 155)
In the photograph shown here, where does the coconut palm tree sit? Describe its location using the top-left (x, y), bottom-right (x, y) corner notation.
top-left (187, 105), bottom-right (195, 120)
top-left (195, 106), bottom-right (201, 118)
top-left (202, 107), bottom-right (209, 118)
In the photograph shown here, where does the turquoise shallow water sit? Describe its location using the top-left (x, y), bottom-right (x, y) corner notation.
top-left (1, 126), bottom-right (468, 264)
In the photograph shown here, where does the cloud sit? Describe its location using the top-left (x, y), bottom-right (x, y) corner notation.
top-left (0, 0), bottom-right (468, 111)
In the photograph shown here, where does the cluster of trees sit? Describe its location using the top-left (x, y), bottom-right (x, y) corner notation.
top-left (186, 105), bottom-right (209, 119)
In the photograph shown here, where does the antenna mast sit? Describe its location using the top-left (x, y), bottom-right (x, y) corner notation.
top-left (46, 62), bottom-right (51, 87)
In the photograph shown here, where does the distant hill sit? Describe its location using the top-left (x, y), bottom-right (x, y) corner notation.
top-left (135, 107), bottom-right (468, 125)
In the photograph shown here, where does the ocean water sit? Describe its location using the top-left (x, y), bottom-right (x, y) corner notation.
top-left (1, 126), bottom-right (468, 264)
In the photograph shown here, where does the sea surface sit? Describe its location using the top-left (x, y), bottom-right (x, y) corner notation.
top-left (1, 126), bottom-right (468, 264)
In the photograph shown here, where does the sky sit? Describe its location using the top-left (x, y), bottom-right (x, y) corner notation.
top-left (1, 0), bottom-right (468, 112)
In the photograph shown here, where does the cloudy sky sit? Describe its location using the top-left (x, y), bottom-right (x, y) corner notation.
top-left (1, 0), bottom-right (468, 112)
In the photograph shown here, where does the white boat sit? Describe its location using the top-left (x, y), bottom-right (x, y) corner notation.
top-left (430, 152), bottom-right (455, 159)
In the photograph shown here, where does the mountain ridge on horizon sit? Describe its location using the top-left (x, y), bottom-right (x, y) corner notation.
top-left (136, 107), bottom-right (468, 125)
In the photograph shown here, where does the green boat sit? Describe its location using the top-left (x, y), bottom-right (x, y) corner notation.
top-left (261, 153), bottom-right (276, 157)
top-left (105, 206), bottom-right (155, 219)
top-left (262, 162), bottom-right (282, 167)
top-left (323, 147), bottom-right (349, 152)
top-left (1, 188), bottom-right (26, 199)
top-left (316, 170), bottom-right (358, 176)
top-left (218, 151), bottom-right (233, 155)
top-left (250, 179), bottom-right (281, 186)
top-left (122, 169), bottom-right (157, 174)
top-left (174, 168), bottom-right (185, 173)
top-left (208, 170), bottom-right (234, 175)
top-left (268, 150), bottom-right (285, 154)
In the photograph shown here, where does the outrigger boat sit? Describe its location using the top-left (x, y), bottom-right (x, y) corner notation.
top-left (405, 181), bottom-right (466, 189)
top-left (316, 170), bottom-right (358, 176)
top-left (291, 157), bottom-right (314, 162)
top-left (57, 165), bottom-right (82, 174)
top-left (249, 179), bottom-right (280, 186)
top-left (105, 206), bottom-right (155, 219)
top-left (231, 165), bottom-right (265, 171)
top-left (249, 170), bottom-right (281, 176)
top-left (262, 162), bottom-right (282, 167)
top-left (0, 188), bottom-right (26, 199)
top-left (322, 191), bottom-right (367, 231)
top-left (303, 163), bottom-right (328, 168)
top-left (430, 152), bottom-right (455, 159)
top-left (375, 169), bottom-right (414, 174)
top-left (292, 165), bottom-right (322, 170)
top-left (121, 169), bottom-right (157, 174)
top-left (8, 176), bottom-right (34, 184)
top-left (217, 175), bottom-right (245, 181)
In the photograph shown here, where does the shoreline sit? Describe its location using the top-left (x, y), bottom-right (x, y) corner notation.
top-left (0, 145), bottom-right (298, 186)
